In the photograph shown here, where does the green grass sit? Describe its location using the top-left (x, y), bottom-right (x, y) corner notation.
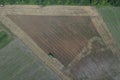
top-left (0, 31), bottom-right (12, 49)
top-left (0, 23), bottom-right (13, 49)
top-left (0, 38), bottom-right (61, 80)
top-left (97, 7), bottom-right (120, 47)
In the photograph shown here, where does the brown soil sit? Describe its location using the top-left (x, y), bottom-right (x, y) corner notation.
top-left (8, 15), bottom-right (100, 66)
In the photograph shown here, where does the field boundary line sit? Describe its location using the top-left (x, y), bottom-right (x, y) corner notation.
top-left (0, 5), bottom-right (98, 16)
top-left (91, 16), bottom-right (120, 55)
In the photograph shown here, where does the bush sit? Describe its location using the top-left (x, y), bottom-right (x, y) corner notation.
top-left (0, 0), bottom-right (119, 6)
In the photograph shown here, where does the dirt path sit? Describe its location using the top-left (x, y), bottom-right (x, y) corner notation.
top-left (0, 5), bottom-right (98, 16)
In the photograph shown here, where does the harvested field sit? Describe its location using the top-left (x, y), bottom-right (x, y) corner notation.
top-left (8, 15), bottom-right (101, 66)
top-left (0, 38), bottom-right (61, 80)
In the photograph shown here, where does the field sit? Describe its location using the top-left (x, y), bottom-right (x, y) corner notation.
top-left (8, 12), bottom-right (120, 80)
top-left (0, 22), bottom-right (13, 49)
top-left (67, 42), bottom-right (120, 80)
top-left (8, 15), bottom-right (101, 66)
top-left (0, 6), bottom-right (120, 80)
top-left (98, 7), bottom-right (120, 47)
top-left (0, 38), bottom-right (61, 80)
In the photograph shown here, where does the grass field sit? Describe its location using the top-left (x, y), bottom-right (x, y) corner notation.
top-left (98, 7), bottom-right (120, 47)
top-left (0, 38), bottom-right (61, 80)
top-left (0, 23), bottom-right (13, 49)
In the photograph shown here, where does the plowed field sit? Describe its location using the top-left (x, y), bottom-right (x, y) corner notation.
top-left (8, 15), bottom-right (101, 66)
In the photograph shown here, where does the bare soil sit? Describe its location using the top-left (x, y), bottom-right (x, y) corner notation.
top-left (8, 15), bottom-right (100, 66)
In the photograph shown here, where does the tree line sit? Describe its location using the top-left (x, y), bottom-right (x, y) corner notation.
top-left (0, 0), bottom-right (119, 6)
